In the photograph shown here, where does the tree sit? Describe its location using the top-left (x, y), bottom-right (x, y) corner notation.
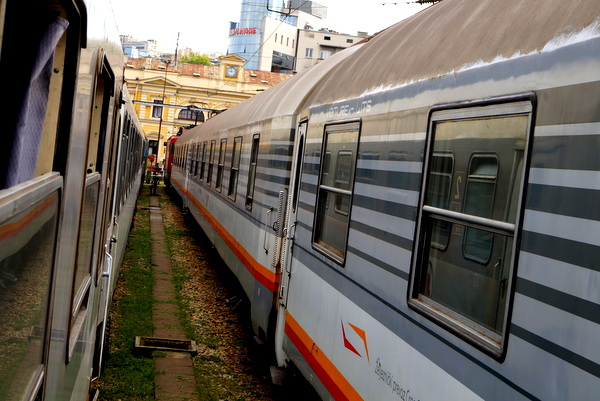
top-left (180, 52), bottom-right (212, 65)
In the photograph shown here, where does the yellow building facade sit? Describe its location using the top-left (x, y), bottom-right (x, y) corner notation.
top-left (124, 54), bottom-right (291, 163)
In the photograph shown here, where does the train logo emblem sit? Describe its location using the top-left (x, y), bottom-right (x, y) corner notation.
top-left (341, 319), bottom-right (370, 364)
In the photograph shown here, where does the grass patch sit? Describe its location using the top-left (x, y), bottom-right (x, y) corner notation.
top-left (95, 185), bottom-right (155, 401)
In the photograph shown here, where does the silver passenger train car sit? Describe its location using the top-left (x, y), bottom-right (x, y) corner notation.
top-left (170, 0), bottom-right (600, 399)
top-left (0, 0), bottom-right (146, 400)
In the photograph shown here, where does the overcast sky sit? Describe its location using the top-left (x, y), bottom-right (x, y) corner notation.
top-left (110, 0), bottom-right (429, 54)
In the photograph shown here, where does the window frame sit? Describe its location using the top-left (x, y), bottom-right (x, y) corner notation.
top-left (199, 141), bottom-right (207, 182)
top-left (207, 140), bottom-right (216, 186)
top-left (245, 134), bottom-right (260, 210)
top-left (228, 136), bottom-right (242, 201)
top-left (311, 121), bottom-right (361, 266)
top-left (191, 143), bottom-right (197, 177)
top-left (216, 138), bottom-right (227, 192)
top-left (408, 94), bottom-right (535, 358)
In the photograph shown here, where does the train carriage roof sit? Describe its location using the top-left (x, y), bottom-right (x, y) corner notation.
top-left (303, 0), bottom-right (600, 106)
top-left (178, 44), bottom-right (363, 142)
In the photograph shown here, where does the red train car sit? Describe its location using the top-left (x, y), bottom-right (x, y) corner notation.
top-left (163, 135), bottom-right (179, 188)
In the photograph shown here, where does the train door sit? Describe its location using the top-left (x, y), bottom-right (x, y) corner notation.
top-left (93, 87), bottom-right (124, 379)
top-left (274, 120), bottom-right (307, 365)
top-left (82, 53), bottom-right (117, 378)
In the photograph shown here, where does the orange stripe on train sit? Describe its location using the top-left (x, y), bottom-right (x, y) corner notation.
top-left (285, 313), bottom-right (363, 401)
top-left (173, 178), bottom-right (277, 292)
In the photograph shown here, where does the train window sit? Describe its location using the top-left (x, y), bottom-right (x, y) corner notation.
top-left (190, 143), bottom-right (195, 176)
top-left (312, 122), bottom-right (360, 265)
top-left (197, 142), bottom-right (203, 178)
top-left (228, 136), bottom-right (242, 201)
top-left (428, 153), bottom-right (454, 250)
top-left (0, 0), bottom-right (69, 189)
top-left (200, 141), bottom-right (207, 182)
top-left (190, 144), bottom-right (193, 174)
top-left (196, 142), bottom-right (201, 179)
top-left (246, 134), bottom-right (260, 210)
top-left (410, 98), bottom-right (533, 356)
top-left (216, 138), bottom-right (227, 192)
top-left (185, 144), bottom-right (190, 171)
top-left (463, 155), bottom-right (498, 263)
top-left (0, 176), bottom-right (60, 401)
top-left (207, 140), bottom-right (216, 186)
top-left (334, 150), bottom-right (353, 215)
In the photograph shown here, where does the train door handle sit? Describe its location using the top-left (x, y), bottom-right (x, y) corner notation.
top-left (263, 208), bottom-right (273, 254)
top-left (103, 252), bottom-right (113, 278)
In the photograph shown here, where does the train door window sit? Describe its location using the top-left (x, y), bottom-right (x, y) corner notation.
top-left (70, 174), bottom-right (100, 357)
top-left (291, 128), bottom-right (306, 213)
top-left (200, 141), bottom-right (207, 181)
top-left (216, 138), bottom-right (227, 192)
top-left (245, 134), bottom-right (260, 210)
top-left (409, 97), bottom-right (533, 356)
top-left (228, 136), bottom-right (242, 200)
top-left (312, 122), bottom-right (360, 265)
top-left (207, 140), bottom-right (216, 186)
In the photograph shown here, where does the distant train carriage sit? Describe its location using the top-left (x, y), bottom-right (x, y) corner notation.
top-left (170, 0), bottom-right (600, 400)
top-left (0, 0), bottom-right (146, 400)
top-left (164, 135), bottom-right (179, 188)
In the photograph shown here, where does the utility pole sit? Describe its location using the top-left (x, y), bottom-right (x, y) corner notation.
top-left (156, 32), bottom-right (180, 164)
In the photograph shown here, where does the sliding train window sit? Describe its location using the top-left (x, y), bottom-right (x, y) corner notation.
top-left (409, 96), bottom-right (533, 356)
top-left (195, 143), bottom-right (201, 177)
top-left (245, 134), bottom-right (260, 210)
top-left (189, 143), bottom-right (195, 176)
top-left (312, 121), bottom-right (360, 265)
top-left (228, 136), bottom-right (242, 201)
top-left (207, 140), bottom-right (216, 186)
top-left (216, 138), bottom-right (227, 192)
top-left (200, 141), bottom-right (207, 182)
